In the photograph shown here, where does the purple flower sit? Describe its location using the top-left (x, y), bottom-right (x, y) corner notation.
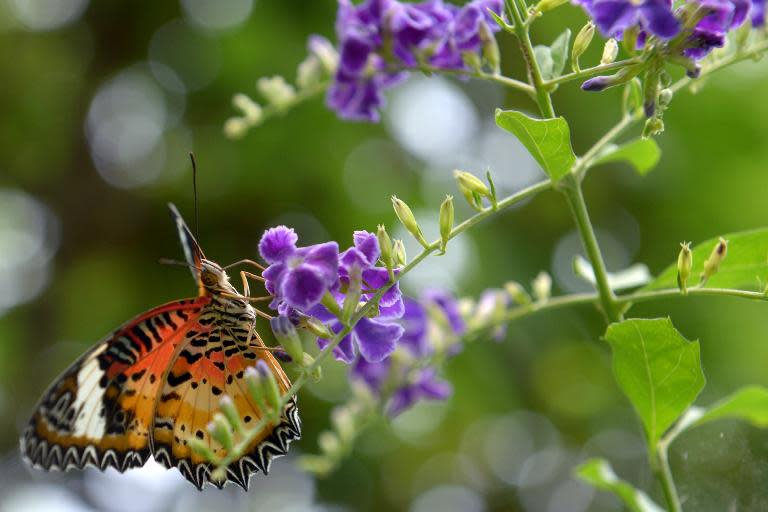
top-left (423, 288), bottom-right (466, 335)
top-left (753, 0), bottom-right (766, 25)
top-left (259, 226), bottom-right (339, 313)
top-left (325, 0), bottom-right (504, 122)
top-left (388, 368), bottom-right (452, 416)
top-left (575, 0), bottom-right (680, 39)
top-left (351, 356), bottom-right (392, 390)
top-left (685, 0), bottom-right (750, 59)
top-left (313, 231), bottom-right (405, 363)
top-left (399, 298), bottom-right (430, 357)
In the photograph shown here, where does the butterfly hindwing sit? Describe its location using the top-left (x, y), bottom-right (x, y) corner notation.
top-left (152, 298), bottom-right (301, 490)
top-left (21, 298), bottom-right (208, 474)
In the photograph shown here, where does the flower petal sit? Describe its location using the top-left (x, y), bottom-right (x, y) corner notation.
top-left (259, 226), bottom-right (297, 264)
top-left (353, 230), bottom-right (380, 266)
top-left (354, 316), bottom-right (402, 362)
top-left (281, 266), bottom-right (330, 310)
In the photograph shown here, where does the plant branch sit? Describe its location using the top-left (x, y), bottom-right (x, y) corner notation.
top-left (404, 64), bottom-right (536, 97)
top-left (545, 58), bottom-right (643, 88)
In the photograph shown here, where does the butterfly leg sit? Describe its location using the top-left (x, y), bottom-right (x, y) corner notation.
top-left (223, 259), bottom-right (266, 273)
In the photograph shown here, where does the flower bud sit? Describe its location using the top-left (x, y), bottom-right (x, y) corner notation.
top-left (303, 316), bottom-right (334, 339)
top-left (571, 22), bottom-right (595, 72)
top-left (582, 64), bottom-right (643, 92)
top-left (218, 395), bottom-right (242, 433)
top-left (303, 353), bottom-right (322, 382)
top-left (504, 280), bottom-right (532, 305)
top-left (461, 51), bottom-right (483, 72)
top-left (270, 315), bottom-right (304, 364)
top-left (658, 88), bottom-right (673, 109)
top-left (622, 78), bottom-right (643, 115)
top-left (377, 224), bottom-right (394, 275)
top-left (223, 117), bottom-right (249, 139)
top-left (393, 239), bottom-right (407, 266)
top-left (642, 117), bottom-right (664, 138)
top-left (208, 412), bottom-right (234, 452)
top-left (308, 35), bottom-right (339, 74)
top-left (297, 55), bottom-right (322, 90)
top-left (257, 76), bottom-right (296, 109)
top-left (342, 265), bottom-right (363, 323)
top-left (479, 23), bottom-right (500, 74)
top-left (391, 196), bottom-right (429, 248)
top-left (210, 466), bottom-right (227, 483)
top-left (701, 238), bottom-right (727, 283)
top-left (677, 242), bottom-right (692, 294)
top-left (232, 93), bottom-right (262, 124)
top-left (439, 195), bottom-right (454, 254)
top-left (189, 438), bottom-right (216, 461)
top-left (535, 0), bottom-right (569, 13)
top-left (643, 68), bottom-right (660, 118)
top-left (454, 170), bottom-right (491, 197)
top-left (318, 431), bottom-right (342, 457)
top-left (532, 271), bottom-right (552, 302)
top-left (601, 39), bottom-right (619, 65)
top-left (245, 362), bottom-right (271, 415)
top-left (332, 406), bottom-right (356, 443)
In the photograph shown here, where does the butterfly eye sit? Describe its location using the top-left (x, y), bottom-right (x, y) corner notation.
top-left (201, 269), bottom-right (218, 287)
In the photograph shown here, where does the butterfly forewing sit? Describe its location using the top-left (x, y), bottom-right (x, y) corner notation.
top-left (21, 298), bottom-right (207, 473)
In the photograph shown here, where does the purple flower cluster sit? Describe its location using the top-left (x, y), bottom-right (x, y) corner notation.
top-left (325, 0), bottom-right (504, 121)
top-left (351, 289), bottom-right (466, 416)
top-left (259, 227), bottom-right (405, 365)
top-left (575, 0), bottom-right (763, 62)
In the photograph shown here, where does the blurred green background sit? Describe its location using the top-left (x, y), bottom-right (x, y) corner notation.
top-left (1, 1), bottom-right (768, 511)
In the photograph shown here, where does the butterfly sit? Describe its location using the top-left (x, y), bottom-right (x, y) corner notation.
top-left (20, 204), bottom-right (300, 490)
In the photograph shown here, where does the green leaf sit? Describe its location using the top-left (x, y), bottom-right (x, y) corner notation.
top-left (593, 138), bottom-right (661, 175)
top-left (550, 29), bottom-right (571, 78)
top-left (644, 228), bottom-right (768, 291)
top-left (495, 109), bottom-right (576, 182)
top-left (576, 458), bottom-right (664, 512)
top-left (693, 386), bottom-right (768, 429)
top-left (604, 318), bottom-right (705, 447)
top-left (533, 45), bottom-right (554, 81)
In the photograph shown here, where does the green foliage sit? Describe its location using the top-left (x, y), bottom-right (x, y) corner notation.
top-left (603, 318), bottom-right (705, 447)
top-left (692, 386), bottom-right (768, 429)
top-left (645, 228), bottom-right (768, 291)
top-left (593, 138), bottom-right (661, 175)
top-left (576, 458), bottom-right (664, 512)
top-left (535, 29), bottom-right (571, 81)
top-left (495, 109), bottom-right (576, 182)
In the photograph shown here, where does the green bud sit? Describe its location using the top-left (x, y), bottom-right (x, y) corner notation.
top-left (391, 196), bottom-right (429, 248)
top-left (244, 365), bottom-right (269, 414)
top-left (504, 280), bottom-right (532, 305)
top-left (232, 93), bottom-right (263, 124)
top-left (270, 315), bottom-right (304, 364)
top-left (461, 51), bottom-right (483, 72)
top-left (299, 454), bottom-right (335, 476)
top-left (454, 170), bottom-right (491, 197)
top-left (622, 26), bottom-right (639, 55)
top-left (257, 76), bottom-right (296, 109)
top-left (218, 395), bottom-right (242, 433)
top-left (377, 224), bottom-right (394, 276)
top-left (642, 117), bottom-right (664, 138)
top-left (535, 0), bottom-right (569, 13)
top-left (303, 353), bottom-right (322, 382)
top-left (601, 39), bottom-right (619, 65)
top-left (677, 242), bottom-right (692, 294)
top-left (208, 412), bottom-right (234, 452)
top-left (342, 266), bottom-right (363, 323)
top-left (439, 195), bottom-right (454, 254)
top-left (571, 22), bottom-right (595, 72)
top-left (332, 407), bottom-right (356, 444)
top-left (658, 88), bottom-right (673, 109)
top-left (223, 117), bottom-right (249, 140)
top-left (479, 23), bottom-right (500, 74)
top-left (262, 371), bottom-right (283, 421)
top-left (393, 239), bottom-right (407, 266)
top-left (701, 238), bottom-right (728, 283)
top-left (210, 466), bottom-right (228, 483)
top-left (318, 431), bottom-right (342, 457)
top-left (622, 78), bottom-right (643, 115)
top-left (532, 271), bottom-right (552, 302)
top-left (296, 55), bottom-right (322, 90)
top-left (308, 37), bottom-right (339, 74)
top-left (303, 316), bottom-right (334, 339)
top-left (189, 438), bottom-right (216, 461)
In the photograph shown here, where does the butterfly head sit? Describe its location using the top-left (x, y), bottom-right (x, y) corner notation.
top-left (198, 259), bottom-right (236, 295)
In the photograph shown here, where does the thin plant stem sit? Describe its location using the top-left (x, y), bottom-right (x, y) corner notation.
top-left (545, 58), bottom-right (643, 88)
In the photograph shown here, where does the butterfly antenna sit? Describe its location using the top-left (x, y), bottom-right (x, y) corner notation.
top-left (158, 258), bottom-right (197, 270)
top-left (189, 152), bottom-right (199, 241)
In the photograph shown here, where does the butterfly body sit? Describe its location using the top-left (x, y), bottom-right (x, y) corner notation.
top-left (21, 205), bottom-right (300, 490)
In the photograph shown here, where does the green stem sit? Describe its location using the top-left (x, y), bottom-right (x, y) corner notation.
top-left (545, 58), bottom-right (643, 88)
top-left (405, 64), bottom-right (536, 97)
top-left (560, 174), bottom-right (622, 322)
top-left (654, 442), bottom-right (682, 512)
top-left (211, 179), bottom-right (552, 468)
top-left (506, 0), bottom-right (555, 118)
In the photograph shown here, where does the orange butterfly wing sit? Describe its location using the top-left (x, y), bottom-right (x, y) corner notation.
top-left (151, 295), bottom-right (300, 489)
top-left (21, 298), bottom-right (208, 473)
